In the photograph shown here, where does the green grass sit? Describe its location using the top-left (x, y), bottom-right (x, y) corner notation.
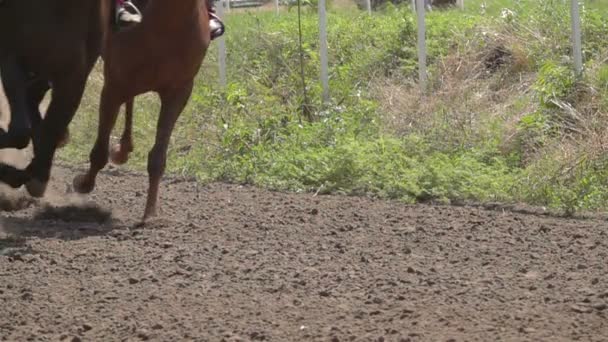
top-left (61, 0), bottom-right (608, 213)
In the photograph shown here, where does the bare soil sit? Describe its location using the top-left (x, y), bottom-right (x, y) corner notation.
top-left (1, 164), bottom-right (607, 341)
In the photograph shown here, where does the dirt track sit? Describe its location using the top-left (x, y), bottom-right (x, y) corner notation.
top-left (0, 163), bottom-right (607, 341)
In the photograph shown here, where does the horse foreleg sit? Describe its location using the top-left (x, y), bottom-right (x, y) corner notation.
top-left (142, 82), bottom-right (193, 223)
top-left (24, 71), bottom-right (88, 197)
top-left (27, 79), bottom-right (72, 149)
top-left (25, 78), bottom-right (49, 130)
top-left (73, 85), bottom-right (122, 194)
top-left (0, 56), bottom-right (32, 149)
top-left (110, 97), bottom-right (134, 165)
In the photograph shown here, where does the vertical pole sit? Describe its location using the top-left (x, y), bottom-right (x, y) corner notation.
top-left (416, 0), bottom-right (427, 90)
top-left (366, 0), bottom-right (372, 14)
top-left (319, 0), bottom-right (329, 103)
top-left (218, 0), bottom-right (227, 87)
top-left (275, 0), bottom-right (280, 15)
top-left (456, 0), bottom-right (464, 10)
top-left (570, 0), bottom-right (583, 76)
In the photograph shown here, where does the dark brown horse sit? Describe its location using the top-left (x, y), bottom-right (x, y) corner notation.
top-left (73, 0), bottom-right (211, 222)
top-left (0, 0), bottom-right (112, 196)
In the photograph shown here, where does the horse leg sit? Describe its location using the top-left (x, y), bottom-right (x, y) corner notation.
top-left (0, 59), bottom-right (35, 188)
top-left (110, 98), bottom-right (134, 165)
top-left (73, 85), bottom-right (123, 194)
top-left (142, 82), bottom-right (193, 222)
top-left (26, 79), bottom-right (70, 149)
top-left (25, 78), bottom-right (49, 131)
top-left (0, 56), bottom-right (32, 149)
top-left (24, 71), bottom-right (88, 197)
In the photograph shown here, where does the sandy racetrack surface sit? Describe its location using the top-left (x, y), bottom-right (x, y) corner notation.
top-left (1, 164), bottom-right (607, 341)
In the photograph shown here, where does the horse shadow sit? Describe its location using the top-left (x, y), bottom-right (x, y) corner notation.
top-left (0, 201), bottom-right (121, 248)
top-left (0, 233), bottom-right (29, 258)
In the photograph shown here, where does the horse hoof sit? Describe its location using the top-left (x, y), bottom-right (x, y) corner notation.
top-left (25, 179), bottom-right (48, 198)
top-left (135, 214), bottom-right (155, 228)
top-left (73, 174), bottom-right (95, 194)
top-left (110, 144), bottom-right (129, 165)
top-left (141, 207), bottom-right (158, 223)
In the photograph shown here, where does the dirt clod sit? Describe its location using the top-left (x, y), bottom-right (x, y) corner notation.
top-left (136, 329), bottom-right (150, 340)
top-left (593, 303), bottom-right (607, 311)
top-left (570, 304), bottom-right (592, 314)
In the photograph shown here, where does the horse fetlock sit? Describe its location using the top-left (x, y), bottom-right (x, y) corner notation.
top-left (57, 129), bottom-right (70, 148)
top-left (0, 164), bottom-right (29, 188)
top-left (0, 130), bottom-right (31, 150)
top-left (12, 134), bottom-right (30, 150)
top-left (110, 143), bottom-right (131, 165)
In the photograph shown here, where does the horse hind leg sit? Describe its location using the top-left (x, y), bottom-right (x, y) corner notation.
top-left (142, 82), bottom-right (193, 222)
top-left (110, 98), bottom-right (134, 165)
top-left (73, 85), bottom-right (123, 194)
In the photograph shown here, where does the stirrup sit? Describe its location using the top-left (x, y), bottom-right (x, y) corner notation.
top-left (116, 1), bottom-right (142, 25)
top-left (210, 13), bottom-right (225, 40)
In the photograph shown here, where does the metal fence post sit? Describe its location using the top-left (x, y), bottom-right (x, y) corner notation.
top-left (415, 0), bottom-right (427, 89)
top-left (218, 0), bottom-right (227, 87)
top-left (319, 0), bottom-right (329, 103)
top-left (570, 0), bottom-right (583, 76)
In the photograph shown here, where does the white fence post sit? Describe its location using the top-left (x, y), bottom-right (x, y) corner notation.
top-left (275, 0), bottom-right (280, 15)
top-left (456, 0), bottom-right (464, 10)
top-left (319, 0), bottom-right (329, 103)
top-left (415, 0), bottom-right (427, 89)
top-left (570, 0), bottom-right (583, 76)
top-left (366, 0), bottom-right (372, 14)
top-left (218, 0), bottom-right (227, 87)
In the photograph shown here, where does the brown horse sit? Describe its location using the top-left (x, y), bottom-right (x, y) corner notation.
top-left (0, 0), bottom-right (112, 195)
top-left (73, 0), bottom-right (211, 223)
